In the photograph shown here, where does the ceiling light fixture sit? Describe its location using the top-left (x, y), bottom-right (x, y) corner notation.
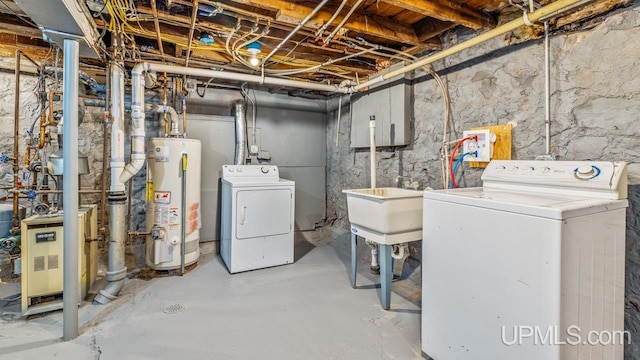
top-left (247, 42), bottom-right (261, 67)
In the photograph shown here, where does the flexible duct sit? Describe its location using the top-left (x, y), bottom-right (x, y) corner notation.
top-left (233, 99), bottom-right (247, 165)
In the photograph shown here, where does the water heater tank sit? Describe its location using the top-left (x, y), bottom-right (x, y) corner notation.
top-left (146, 137), bottom-right (202, 270)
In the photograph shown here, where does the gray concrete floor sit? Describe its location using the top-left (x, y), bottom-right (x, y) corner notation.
top-left (0, 233), bottom-right (422, 359)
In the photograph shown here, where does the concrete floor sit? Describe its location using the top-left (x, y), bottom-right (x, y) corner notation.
top-left (0, 234), bottom-right (422, 359)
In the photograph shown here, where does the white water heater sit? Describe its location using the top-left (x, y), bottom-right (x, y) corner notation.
top-left (146, 137), bottom-right (201, 270)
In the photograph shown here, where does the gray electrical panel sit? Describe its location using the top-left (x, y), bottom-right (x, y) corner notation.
top-left (350, 66), bottom-right (412, 148)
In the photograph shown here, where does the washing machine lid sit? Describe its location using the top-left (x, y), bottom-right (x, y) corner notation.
top-left (424, 187), bottom-right (628, 219)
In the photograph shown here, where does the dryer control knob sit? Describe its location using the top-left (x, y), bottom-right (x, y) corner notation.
top-left (261, 166), bottom-right (269, 174)
top-left (577, 165), bottom-right (594, 176)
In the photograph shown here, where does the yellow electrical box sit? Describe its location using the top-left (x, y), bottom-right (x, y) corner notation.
top-left (20, 205), bottom-right (98, 316)
top-left (469, 124), bottom-right (512, 168)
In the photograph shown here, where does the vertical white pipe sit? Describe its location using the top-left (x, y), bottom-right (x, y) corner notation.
top-left (62, 39), bottom-right (79, 341)
top-left (110, 63), bottom-right (125, 192)
top-left (544, 21), bottom-right (551, 155)
top-left (369, 116), bottom-right (376, 189)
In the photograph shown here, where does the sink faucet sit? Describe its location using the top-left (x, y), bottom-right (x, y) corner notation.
top-left (395, 176), bottom-right (420, 190)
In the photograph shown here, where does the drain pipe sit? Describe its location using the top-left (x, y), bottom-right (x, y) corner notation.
top-left (233, 100), bottom-right (247, 165)
top-left (365, 239), bottom-right (380, 274)
top-left (133, 62), bottom-right (348, 95)
top-left (544, 21), bottom-right (551, 156)
top-left (94, 62), bottom-right (127, 305)
top-left (350, 0), bottom-right (594, 92)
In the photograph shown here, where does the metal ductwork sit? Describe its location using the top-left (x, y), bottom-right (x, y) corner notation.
top-left (233, 100), bottom-right (247, 165)
top-left (14, 0), bottom-right (103, 58)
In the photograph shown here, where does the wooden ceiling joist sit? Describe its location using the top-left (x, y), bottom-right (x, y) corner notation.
top-left (379, 0), bottom-right (494, 29)
top-left (229, 0), bottom-right (421, 45)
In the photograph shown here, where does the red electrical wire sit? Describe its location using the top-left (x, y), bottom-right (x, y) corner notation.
top-left (449, 136), bottom-right (475, 189)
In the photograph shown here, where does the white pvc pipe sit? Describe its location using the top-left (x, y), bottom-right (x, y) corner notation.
top-left (110, 63), bottom-right (126, 192)
top-left (119, 65), bottom-right (146, 184)
top-left (62, 38), bottom-right (79, 341)
top-left (391, 244), bottom-right (405, 260)
top-left (369, 116), bottom-right (376, 189)
top-left (544, 21), bottom-right (551, 155)
top-left (135, 62), bottom-right (348, 94)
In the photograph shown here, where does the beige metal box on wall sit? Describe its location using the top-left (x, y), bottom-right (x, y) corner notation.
top-left (20, 205), bottom-right (97, 316)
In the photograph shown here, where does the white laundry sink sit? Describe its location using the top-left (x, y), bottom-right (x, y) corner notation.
top-left (342, 188), bottom-right (423, 236)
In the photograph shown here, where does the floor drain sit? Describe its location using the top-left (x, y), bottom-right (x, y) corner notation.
top-left (163, 304), bottom-right (185, 314)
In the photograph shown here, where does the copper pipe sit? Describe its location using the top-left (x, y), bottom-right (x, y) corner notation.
top-left (150, 0), bottom-right (165, 62)
top-left (24, 145), bottom-right (31, 167)
top-left (14, 51), bottom-right (41, 227)
top-left (11, 189), bottom-right (102, 194)
top-left (184, 0), bottom-right (199, 68)
top-left (163, 75), bottom-right (169, 135)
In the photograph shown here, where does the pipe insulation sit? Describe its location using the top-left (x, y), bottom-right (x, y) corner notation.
top-left (351, 0), bottom-right (595, 92)
top-left (233, 99), bottom-right (247, 165)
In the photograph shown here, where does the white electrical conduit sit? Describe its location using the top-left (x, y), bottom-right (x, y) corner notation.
top-left (225, 21), bottom-right (241, 59)
top-left (261, 0), bottom-right (330, 66)
top-left (323, 0), bottom-right (365, 45)
top-left (350, 0), bottom-right (596, 92)
top-left (315, 0), bottom-right (349, 38)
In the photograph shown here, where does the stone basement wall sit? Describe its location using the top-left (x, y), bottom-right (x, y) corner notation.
top-left (324, 5), bottom-right (640, 358)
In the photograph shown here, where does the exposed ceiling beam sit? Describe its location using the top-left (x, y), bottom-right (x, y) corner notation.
top-left (229, 0), bottom-right (421, 45)
top-left (412, 17), bottom-right (457, 42)
top-left (379, 0), bottom-right (494, 30)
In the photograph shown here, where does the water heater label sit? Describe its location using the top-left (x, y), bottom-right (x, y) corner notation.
top-left (154, 146), bottom-right (170, 162)
top-left (154, 191), bottom-right (171, 204)
top-left (154, 204), bottom-right (170, 226)
top-left (36, 231), bottom-right (56, 243)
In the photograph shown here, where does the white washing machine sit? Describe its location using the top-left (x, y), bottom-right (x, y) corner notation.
top-left (422, 160), bottom-right (628, 360)
top-left (221, 165), bottom-right (295, 273)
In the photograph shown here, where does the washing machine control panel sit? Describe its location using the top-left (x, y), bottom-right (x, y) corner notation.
top-left (222, 165), bottom-right (280, 180)
top-left (481, 160), bottom-right (628, 199)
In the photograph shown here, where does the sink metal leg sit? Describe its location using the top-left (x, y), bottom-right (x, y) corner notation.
top-left (351, 233), bottom-right (357, 288)
top-left (380, 244), bottom-right (392, 310)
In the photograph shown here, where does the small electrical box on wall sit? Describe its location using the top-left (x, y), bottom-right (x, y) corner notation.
top-left (350, 63), bottom-right (412, 148)
top-left (464, 123), bottom-right (513, 168)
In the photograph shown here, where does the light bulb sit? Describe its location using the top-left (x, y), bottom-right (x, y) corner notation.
top-left (250, 55), bottom-right (260, 66)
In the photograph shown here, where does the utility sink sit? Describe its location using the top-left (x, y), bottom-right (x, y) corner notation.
top-left (342, 187), bottom-right (423, 238)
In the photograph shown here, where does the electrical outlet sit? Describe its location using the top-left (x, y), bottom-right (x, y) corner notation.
top-left (462, 129), bottom-right (493, 162)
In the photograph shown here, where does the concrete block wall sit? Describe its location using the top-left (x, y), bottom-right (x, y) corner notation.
top-left (325, 5), bottom-right (640, 358)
